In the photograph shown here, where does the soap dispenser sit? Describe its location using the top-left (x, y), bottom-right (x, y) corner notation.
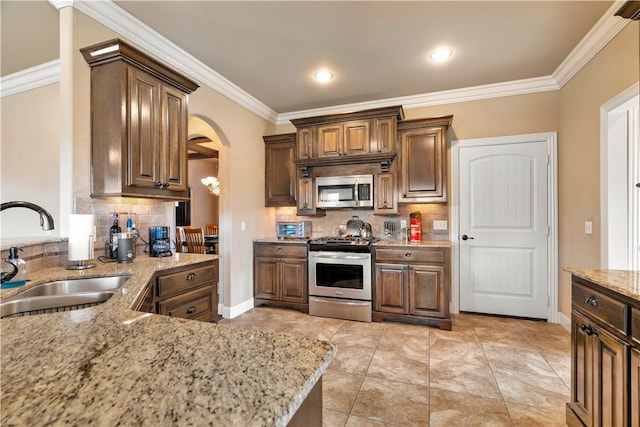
top-left (1, 247), bottom-right (27, 289)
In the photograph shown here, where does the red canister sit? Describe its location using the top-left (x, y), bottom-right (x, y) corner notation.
top-left (409, 212), bottom-right (422, 243)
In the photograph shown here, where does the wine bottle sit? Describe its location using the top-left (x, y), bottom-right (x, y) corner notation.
top-left (109, 213), bottom-right (121, 259)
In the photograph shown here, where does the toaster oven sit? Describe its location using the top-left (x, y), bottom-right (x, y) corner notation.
top-left (276, 221), bottom-right (312, 240)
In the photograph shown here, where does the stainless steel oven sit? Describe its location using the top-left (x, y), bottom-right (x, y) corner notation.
top-left (308, 237), bottom-right (373, 322)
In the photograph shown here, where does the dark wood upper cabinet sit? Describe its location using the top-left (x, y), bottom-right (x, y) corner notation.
top-left (264, 133), bottom-right (297, 207)
top-left (397, 116), bottom-right (452, 204)
top-left (81, 39), bottom-right (198, 201)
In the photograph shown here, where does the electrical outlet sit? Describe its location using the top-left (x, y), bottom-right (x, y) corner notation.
top-left (400, 220), bottom-right (407, 228)
top-left (584, 221), bottom-right (592, 235)
top-left (433, 220), bottom-right (448, 231)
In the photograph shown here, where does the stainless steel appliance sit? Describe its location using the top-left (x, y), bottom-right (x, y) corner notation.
top-left (315, 175), bottom-right (373, 209)
top-left (149, 226), bottom-right (172, 257)
top-left (276, 221), bottom-right (312, 240)
top-left (308, 236), bottom-right (374, 322)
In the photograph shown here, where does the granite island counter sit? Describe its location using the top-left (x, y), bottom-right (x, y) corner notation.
top-left (0, 254), bottom-right (335, 426)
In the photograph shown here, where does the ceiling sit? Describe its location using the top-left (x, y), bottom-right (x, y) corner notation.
top-left (0, 1), bottom-right (624, 119)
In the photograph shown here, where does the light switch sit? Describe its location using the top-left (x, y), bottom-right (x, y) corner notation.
top-left (241, 221), bottom-right (246, 232)
top-left (433, 220), bottom-right (448, 231)
top-left (584, 221), bottom-right (592, 235)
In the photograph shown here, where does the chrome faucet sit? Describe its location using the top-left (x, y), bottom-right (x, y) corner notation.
top-left (1, 201), bottom-right (55, 231)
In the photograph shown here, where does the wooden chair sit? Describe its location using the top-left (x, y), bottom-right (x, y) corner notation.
top-left (175, 226), bottom-right (187, 253)
top-left (184, 227), bottom-right (206, 254)
top-left (205, 224), bottom-right (219, 236)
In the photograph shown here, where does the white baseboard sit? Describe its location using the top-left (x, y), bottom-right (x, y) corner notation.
top-left (222, 298), bottom-right (255, 319)
top-left (557, 311), bottom-right (571, 332)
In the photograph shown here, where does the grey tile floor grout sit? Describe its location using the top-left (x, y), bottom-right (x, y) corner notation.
top-left (220, 307), bottom-right (571, 426)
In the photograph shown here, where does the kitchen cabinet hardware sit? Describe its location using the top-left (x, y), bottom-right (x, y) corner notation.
top-left (186, 272), bottom-right (196, 281)
top-left (405, 253), bottom-right (412, 257)
top-left (579, 323), bottom-right (599, 337)
top-left (585, 295), bottom-right (599, 306)
top-left (186, 306), bottom-right (197, 314)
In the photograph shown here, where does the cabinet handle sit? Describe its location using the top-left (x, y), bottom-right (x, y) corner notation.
top-left (405, 252), bottom-right (412, 257)
top-left (579, 323), bottom-right (599, 337)
top-left (155, 181), bottom-right (163, 188)
top-left (162, 182), bottom-right (170, 189)
top-left (186, 272), bottom-right (196, 281)
top-left (277, 247), bottom-right (283, 252)
top-left (186, 306), bottom-right (197, 314)
top-left (585, 295), bottom-right (599, 307)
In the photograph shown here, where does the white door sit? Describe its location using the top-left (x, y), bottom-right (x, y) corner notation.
top-left (459, 140), bottom-right (549, 319)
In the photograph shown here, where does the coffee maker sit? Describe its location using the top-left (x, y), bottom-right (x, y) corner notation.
top-left (149, 226), bottom-right (172, 257)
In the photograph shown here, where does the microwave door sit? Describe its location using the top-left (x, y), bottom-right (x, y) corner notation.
top-left (319, 185), bottom-right (355, 205)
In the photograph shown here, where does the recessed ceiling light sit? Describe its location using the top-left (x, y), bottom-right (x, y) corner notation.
top-left (313, 69), bottom-right (334, 83)
top-left (429, 47), bottom-right (453, 63)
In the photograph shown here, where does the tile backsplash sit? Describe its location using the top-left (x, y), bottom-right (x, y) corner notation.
top-left (274, 204), bottom-right (449, 240)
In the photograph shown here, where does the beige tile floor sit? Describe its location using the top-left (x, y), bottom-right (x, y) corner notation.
top-left (220, 307), bottom-right (571, 427)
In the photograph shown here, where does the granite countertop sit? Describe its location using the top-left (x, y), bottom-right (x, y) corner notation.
top-left (1, 254), bottom-right (335, 426)
top-left (566, 268), bottom-right (640, 301)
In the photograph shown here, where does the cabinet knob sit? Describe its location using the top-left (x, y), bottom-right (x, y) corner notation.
top-left (186, 306), bottom-right (197, 314)
top-left (579, 323), bottom-right (598, 337)
top-left (585, 295), bottom-right (599, 307)
top-left (186, 272), bottom-right (196, 281)
top-left (155, 181), bottom-right (163, 188)
top-left (277, 247), bottom-right (283, 252)
top-left (405, 252), bottom-right (412, 257)
top-left (162, 182), bottom-right (170, 189)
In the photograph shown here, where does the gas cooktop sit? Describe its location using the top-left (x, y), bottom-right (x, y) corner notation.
top-left (308, 236), bottom-right (377, 252)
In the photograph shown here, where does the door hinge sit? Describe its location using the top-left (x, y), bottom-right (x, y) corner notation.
top-left (547, 225), bottom-right (550, 236)
top-left (547, 154), bottom-right (550, 165)
top-left (547, 295), bottom-right (550, 307)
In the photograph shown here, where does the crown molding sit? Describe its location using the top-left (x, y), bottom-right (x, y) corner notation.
top-left (276, 76), bottom-right (559, 125)
top-left (0, 60), bottom-right (60, 98)
top-left (553, 0), bottom-right (630, 87)
top-left (72, 0), bottom-right (278, 123)
top-left (49, 0), bottom-right (74, 9)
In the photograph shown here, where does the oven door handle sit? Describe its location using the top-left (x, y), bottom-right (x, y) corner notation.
top-left (310, 252), bottom-right (370, 260)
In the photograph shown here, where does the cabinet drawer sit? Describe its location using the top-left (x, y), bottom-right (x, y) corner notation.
top-left (254, 243), bottom-right (307, 258)
top-left (572, 282), bottom-right (628, 335)
top-left (157, 264), bottom-right (215, 298)
top-left (375, 248), bottom-right (445, 264)
top-left (157, 285), bottom-right (215, 320)
top-left (632, 307), bottom-right (640, 346)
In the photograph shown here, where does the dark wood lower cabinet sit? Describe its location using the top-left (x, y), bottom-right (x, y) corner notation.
top-left (373, 246), bottom-right (451, 330)
top-left (254, 242), bottom-right (308, 312)
top-left (568, 275), bottom-right (639, 427)
top-left (136, 260), bottom-right (219, 322)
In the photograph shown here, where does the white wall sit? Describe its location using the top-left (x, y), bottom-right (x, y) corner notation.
top-left (1, 83), bottom-right (61, 238)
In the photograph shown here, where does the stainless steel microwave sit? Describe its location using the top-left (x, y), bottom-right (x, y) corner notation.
top-left (315, 174), bottom-right (374, 209)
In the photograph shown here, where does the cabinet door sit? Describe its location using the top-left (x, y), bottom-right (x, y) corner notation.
top-left (265, 137), bottom-right (296, 206)
top-left (398, 126), bottom-right (446, 203)
top-left (157, 285), bottom-right (215, 321)
top-left (160, 84), bottom-right (188, 192)
top-left (375, 263), bottom-right (408, 314)
top-left (297, 177), bottom-right (323, 216)
top-left (128, 67), bottom-right (161, 189)
top-left (297, 127), bottom-right (314, 160)
top-left (571, 310), bottom-right (595, 426)
top-left (632, 347), bottom-right (640, 427)
top-left (409, 264), bottom-right (447, 318)
top-left (254, 257), bottom-right (280, 300)
top-left (280, 258), bottom-right (307, 303)
top-left (317, 124), bottom-right (343, 157)
top-left (372, 117), bottom-right (396, 153)
top-left (374, 173), bottom-right (397, 214)
top-left (343, 120), bottom-right (370, 155)
top-left (594, 326), bottom-right (628, 427)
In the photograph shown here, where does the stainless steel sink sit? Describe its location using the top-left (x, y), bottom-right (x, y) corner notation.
top-left (1, 276), bottom-right (129, 318)
top-left (12, 276), bottom-right (129, 297)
